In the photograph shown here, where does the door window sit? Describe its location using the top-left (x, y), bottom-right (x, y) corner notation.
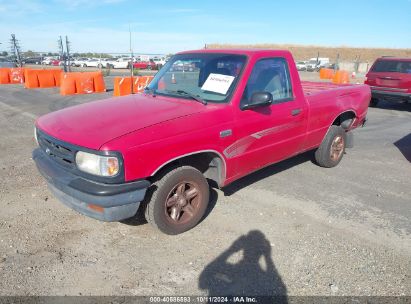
top-left (241, 58), bottom-right (293, 106)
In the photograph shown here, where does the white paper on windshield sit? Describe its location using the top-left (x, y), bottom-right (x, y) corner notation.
top-left (201, 73), bottom-right (235, 95)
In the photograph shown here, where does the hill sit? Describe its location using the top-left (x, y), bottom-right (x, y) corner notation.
top-left (206, 43), bottom-right (411, 62)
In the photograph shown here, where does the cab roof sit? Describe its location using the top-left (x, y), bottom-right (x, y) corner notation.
top-left (377, 57), bottom-right (411, 61)
top-left (177, 48), bottom-right (292, 57)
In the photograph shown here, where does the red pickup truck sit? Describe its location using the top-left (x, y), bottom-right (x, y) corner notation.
top-left (33, 49), bottom-right (370, 234)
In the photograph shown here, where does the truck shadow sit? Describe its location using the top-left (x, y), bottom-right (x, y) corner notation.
top-left (121, 149), bottom-right (312, 226)
top-left (373, 100), bottom-right (411, 112)
top-left (394, 133), bottom-right (411, 162)
top-left (223, 151), bottom-right (315, 196)
top-left (199, 230), bottom-right (287, 301)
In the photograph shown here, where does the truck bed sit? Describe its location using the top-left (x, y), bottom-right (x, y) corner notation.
top-left (300, 80), bottom-right (370, 152)
top-left (301, 81), bottom-right (355, 96)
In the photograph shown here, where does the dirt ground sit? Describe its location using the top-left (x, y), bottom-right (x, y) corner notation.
top-left (0, 73), bottom-right (410, 297)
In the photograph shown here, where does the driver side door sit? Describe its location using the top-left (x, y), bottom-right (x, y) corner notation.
top-left (227, 57), bottom-right (307, 178)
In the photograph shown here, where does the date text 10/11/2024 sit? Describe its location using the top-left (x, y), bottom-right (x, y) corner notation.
top-left (149, 296), bottom-right (260, 303)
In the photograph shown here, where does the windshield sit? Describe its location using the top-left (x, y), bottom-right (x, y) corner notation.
top-left (146, 53), bottom-right (247, 103)
top-left (371, 60), bottom-right (411, 74)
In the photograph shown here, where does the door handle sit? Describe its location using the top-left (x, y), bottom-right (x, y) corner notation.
top-left (291, 108), bottom-right (302, 116)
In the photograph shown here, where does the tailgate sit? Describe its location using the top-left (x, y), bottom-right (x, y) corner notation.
top-left (373, 72), bottom-right (411, 91)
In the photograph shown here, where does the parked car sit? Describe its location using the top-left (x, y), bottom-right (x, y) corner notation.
top-left (169, 61), bottom-right (197, 72)
top-left (306, 57), bottom-right (330, 72)
top-left (0, 57), bottom-right (16, 68)
top-left (41, 57), bottom-right (55, 65)
top-left (106, 58), bottom-right (131, 69)
top-left (71, 58), bottom-right (89, 67)
top-left (82, 58), bottom-right (105, 68)
top-left (153, 57), bottom-right (167, 69)
top-left (32, 49), bottom-right (370, 235)
top-left (50, 59), bottom-right (61, 66)
top-left (295, 61), bottom-right (307, 71)
top-left (364, 57), bottom-right (411, 106)
top-left (133, 59), bottom-right (157, 70)
top-left (22, 57), bottom-right (43, 65)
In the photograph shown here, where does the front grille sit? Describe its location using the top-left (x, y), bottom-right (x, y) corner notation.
top-left (37, 130), bottom-right (76, 169)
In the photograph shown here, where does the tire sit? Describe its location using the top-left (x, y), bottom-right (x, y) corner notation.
top-left (147, 65), bottom-right (152, 70)
top-left (97, 63), bottom-right (102, 68)
top-left (143, 166), bottom-right (210, 235)
top-left (370, 98), bottom-right (379, 107)
top-left (82, 63), bottom-right (87, 68)
top-left (315, 126), bottom-right (346, 168)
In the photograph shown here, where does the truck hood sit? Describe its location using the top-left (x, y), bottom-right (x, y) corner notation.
top-left (36, 94), bottom-right (205, 150)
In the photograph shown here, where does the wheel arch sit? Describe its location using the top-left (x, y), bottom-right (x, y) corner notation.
top-left (150, 150), bottom-right (227, 188)
top-left (331, 110), bottom-right (357, 130)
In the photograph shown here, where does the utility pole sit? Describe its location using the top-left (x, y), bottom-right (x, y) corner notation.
top-left (354, 55), bottom-right (360, 74)
top-left (58, 36), bottom-right (67, 72)
top-left (129, 24), bottom-right (134, 94)
top-left (65, 36), bottom-right (71, 72)
top-left (335, 53), bottom-right (340, 72)
top-left (10, 34), bottom-right (22, 67)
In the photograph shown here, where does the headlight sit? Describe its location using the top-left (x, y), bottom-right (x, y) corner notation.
top-left (75, 151), bottom-right (120, 177)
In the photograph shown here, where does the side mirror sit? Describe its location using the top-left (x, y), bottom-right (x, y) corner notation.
top-left (241, 92), bottom-right (273, 110)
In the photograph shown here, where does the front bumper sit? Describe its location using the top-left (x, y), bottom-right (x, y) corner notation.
top-left (371, 88), bottom-right (411, 103)
top-left (32, 148), bottom-right (150, 222)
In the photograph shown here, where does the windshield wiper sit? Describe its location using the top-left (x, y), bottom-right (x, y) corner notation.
top-left (144, 87), bottom-right (156, 97)
top-left (169, 90), bottom-right (207, 105)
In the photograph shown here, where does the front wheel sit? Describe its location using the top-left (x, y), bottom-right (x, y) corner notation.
top-left (143, 166), bottom-right (210, 235)
top-left (82, 63), bottom-right (87, 67)
top-left (315, 126), bottom-right (346, 168)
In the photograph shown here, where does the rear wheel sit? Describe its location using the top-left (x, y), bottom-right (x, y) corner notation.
top-left (82, 63), bottom-right (87, 68)
top-left (143, 166), bottom-right (210, 235)
top-left (315, 126), bottom-right (346, 168)
top-left (97, 63), bottom-right (103, 68)
top-left (147, 65), bottom-right (152, 70)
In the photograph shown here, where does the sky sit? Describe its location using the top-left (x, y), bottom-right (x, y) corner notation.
top-left (0, 0), bottom-right (410, 55)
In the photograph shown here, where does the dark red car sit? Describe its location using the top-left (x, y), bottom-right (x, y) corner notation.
top-left (133, 59), bottom-right (157, 70)
top-left (365, 57), bottom-right (411, 106)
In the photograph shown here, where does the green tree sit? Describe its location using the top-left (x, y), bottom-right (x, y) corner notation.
top-left (24, 50), bottom-right (36, 57)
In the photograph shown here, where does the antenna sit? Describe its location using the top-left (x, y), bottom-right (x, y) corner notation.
top-left (58, 36), bottom-right (67, 72)
top-left (129, 24), bottom-right (134, 94)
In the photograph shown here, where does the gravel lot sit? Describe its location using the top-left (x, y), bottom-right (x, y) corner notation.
top-left (0, 73), bottom-right (410, 297)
